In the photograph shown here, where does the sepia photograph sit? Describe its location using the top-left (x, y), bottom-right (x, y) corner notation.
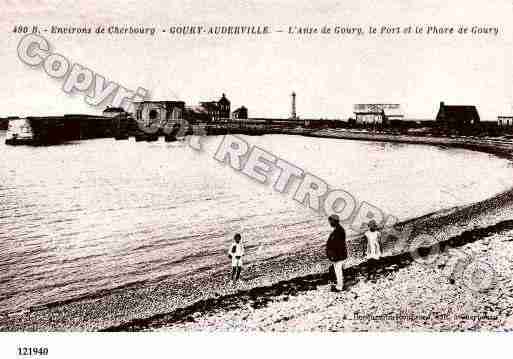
top-left (0, 0), bottom-right (512, 357)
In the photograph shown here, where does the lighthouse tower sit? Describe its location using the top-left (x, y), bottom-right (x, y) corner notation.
top-left (291, 92), bottom-right (297, 120)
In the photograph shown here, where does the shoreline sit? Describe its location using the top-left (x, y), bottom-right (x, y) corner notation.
top-left (2, 130), bottom-right (513, 331)
top-left (98, 130), bottom-right (513, 331)
top-left (303, 129), bottom-right (513, 160)
top-left (154, 222), bottom-right (513, 332)
top-left (102, 219), bottom-right (513, 331)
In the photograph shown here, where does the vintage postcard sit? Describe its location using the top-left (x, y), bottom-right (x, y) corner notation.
top-left (0, 0), bottom-right (512, 356)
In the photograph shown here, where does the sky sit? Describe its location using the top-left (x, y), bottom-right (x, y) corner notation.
top-left (1, 0), bottom-right (512, 121)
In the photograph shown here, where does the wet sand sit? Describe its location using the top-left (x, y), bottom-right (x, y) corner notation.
top-left (2, 130), bottom-right (513, 331)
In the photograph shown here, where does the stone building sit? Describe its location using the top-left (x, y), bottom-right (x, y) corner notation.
top-left (199, 93), bottom-right (231, 121)
top-left (353, 104), bottom-right (403, 125)
top-left (133, 101), bottom-right (185, 133)
top-left (436, 101), bottom-right (480, 129)
top-left (232, 106), bottom-right (248, 120)
top-left (498, 115), bottom-right (513, 128)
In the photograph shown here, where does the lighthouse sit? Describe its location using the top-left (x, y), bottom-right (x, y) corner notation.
top-left (291, 92), bottom-right (297, 120)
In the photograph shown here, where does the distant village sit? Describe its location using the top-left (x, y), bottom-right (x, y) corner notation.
top-left (107, 94), bottom-right (513, 137)
top-left (2, 92), bottom-right (513, 145)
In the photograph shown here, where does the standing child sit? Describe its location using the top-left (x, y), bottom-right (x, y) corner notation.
top-left (228, 233), bottom-right (244, 283)
top-left (364, 220), bottom-right (382, 281)
top-left (365, 220), bottom-right (382, 260)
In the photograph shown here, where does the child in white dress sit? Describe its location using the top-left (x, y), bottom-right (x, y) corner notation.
top-left (228, 233), bottom-right (244, 282)
top-left (365, 220), bottom-right (382, 260)
top-left (364, 220), bottom-right (382, 281)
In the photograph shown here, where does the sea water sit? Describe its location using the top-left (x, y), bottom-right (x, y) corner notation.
top-left (1, 133), bottom-right (512, 315)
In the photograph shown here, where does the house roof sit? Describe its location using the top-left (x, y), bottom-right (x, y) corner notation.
top-left (442, 105), bottom-right (477, 111)
top-left (354, 104), bottom-right (402, 116)
top-left (186, 105), bottom-right (209, 115)
top-left (132, 101), bottom-right (185, 105)
top-left (219, 93), bottom-right (230, 104)
top-left (103, 107), bottom-right (125, 113)
top-left (354, 110), bottom-right (384, 115)
top-left (440, 105), bottom-right (479, 118)
top-left (384, 108), bottom-right (404, 117)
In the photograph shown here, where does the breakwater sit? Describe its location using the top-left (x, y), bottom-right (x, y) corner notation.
top-left (4, 115), bottom-right (309, 145)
